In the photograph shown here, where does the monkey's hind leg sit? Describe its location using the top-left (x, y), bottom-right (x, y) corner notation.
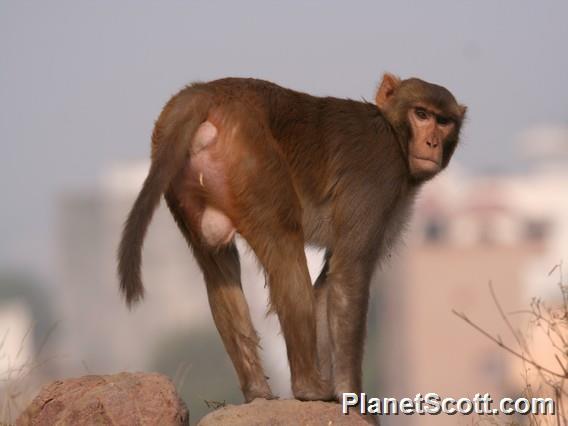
top-left (314, 252), bottom-right (333, 384)
top-left (225, 131), bottom-right (333, 401)
top-left (165, 192), bottom-right (274, 402)
top-left (240, 220), bottom-right (333, 401)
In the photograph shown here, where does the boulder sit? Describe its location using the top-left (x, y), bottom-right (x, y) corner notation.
top-left (197, 398), bottom-right (370, 425)
top-left (16, 372), bottom-right (189, 425)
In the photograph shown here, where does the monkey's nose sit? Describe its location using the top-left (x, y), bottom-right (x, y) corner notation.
top-left (426, 140), bottom-right (439, 148)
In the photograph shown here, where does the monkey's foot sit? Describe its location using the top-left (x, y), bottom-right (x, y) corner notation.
top-left (292, 379), bottom-right (335, 402)
top-left (243, 387), bottom-right (276, 403)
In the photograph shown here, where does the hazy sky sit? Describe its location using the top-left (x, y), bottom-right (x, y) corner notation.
top-left (1, 1), bottom-right (567, 276)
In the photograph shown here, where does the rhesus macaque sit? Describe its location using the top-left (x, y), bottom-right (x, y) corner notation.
top-left (118, 74), bottom-right (466, 403)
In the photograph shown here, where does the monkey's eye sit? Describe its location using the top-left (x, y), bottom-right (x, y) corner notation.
top-left (414, 108), bottom-right (428, 120)
top-left (436, 116), bottom-right (450, 126)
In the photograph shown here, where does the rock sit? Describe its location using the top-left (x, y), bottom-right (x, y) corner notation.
top-left (16, 372), bottom-right (189, 426)
top-left (197, 398), bottom-right (371, 425)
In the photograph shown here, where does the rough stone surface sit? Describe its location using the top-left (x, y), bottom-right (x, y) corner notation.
top-left (16, 372), bottom-right (189, 426)
top-left (197, 398), bottom-right (370, 425)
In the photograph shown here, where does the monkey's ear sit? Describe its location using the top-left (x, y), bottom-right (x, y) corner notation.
top-left (458, 104), bottom-right (467, 119)
top-left (376, 73), bottom-right (401, 110)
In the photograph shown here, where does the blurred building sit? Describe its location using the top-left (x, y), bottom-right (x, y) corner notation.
top-left (56, 162), bottom-right (215, 373)
top-left (377, 164), bottom-right (567, 425)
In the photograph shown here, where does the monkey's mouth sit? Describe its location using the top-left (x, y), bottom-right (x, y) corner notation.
top-left (413, 157), bottom-right (440, 166)
top-left (410, 157), bottom-right (441, 177)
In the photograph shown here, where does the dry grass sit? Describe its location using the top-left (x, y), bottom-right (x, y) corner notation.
top-left (455, 263), bottom-right (567, 425)
top-left (0, 322), bottom-right (59, 425)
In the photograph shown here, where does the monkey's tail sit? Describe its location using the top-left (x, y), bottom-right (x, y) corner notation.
top-left (117, 92), bottom-right (210, 307)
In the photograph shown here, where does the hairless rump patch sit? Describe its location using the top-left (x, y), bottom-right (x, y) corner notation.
top-left (191, 121), bottom-right (218, 154)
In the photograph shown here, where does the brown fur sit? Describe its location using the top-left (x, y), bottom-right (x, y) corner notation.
top-left (117, 74), bottom-right (466, 403)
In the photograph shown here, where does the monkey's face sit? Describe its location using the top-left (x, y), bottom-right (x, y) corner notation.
top-left (375, 73), bottom-right (466, 182)
top-left (406, 104), bottom-right (456, 180)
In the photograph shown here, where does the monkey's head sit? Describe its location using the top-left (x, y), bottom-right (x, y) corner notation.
top-left (375, 73), bottom-right (467, 182)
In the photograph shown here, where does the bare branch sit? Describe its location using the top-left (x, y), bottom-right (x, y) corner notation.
top-left (452, 309), bottom-right (566, 380)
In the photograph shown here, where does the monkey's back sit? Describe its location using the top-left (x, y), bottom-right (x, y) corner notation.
top-left (190, 78), bottom-right (398, 204)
